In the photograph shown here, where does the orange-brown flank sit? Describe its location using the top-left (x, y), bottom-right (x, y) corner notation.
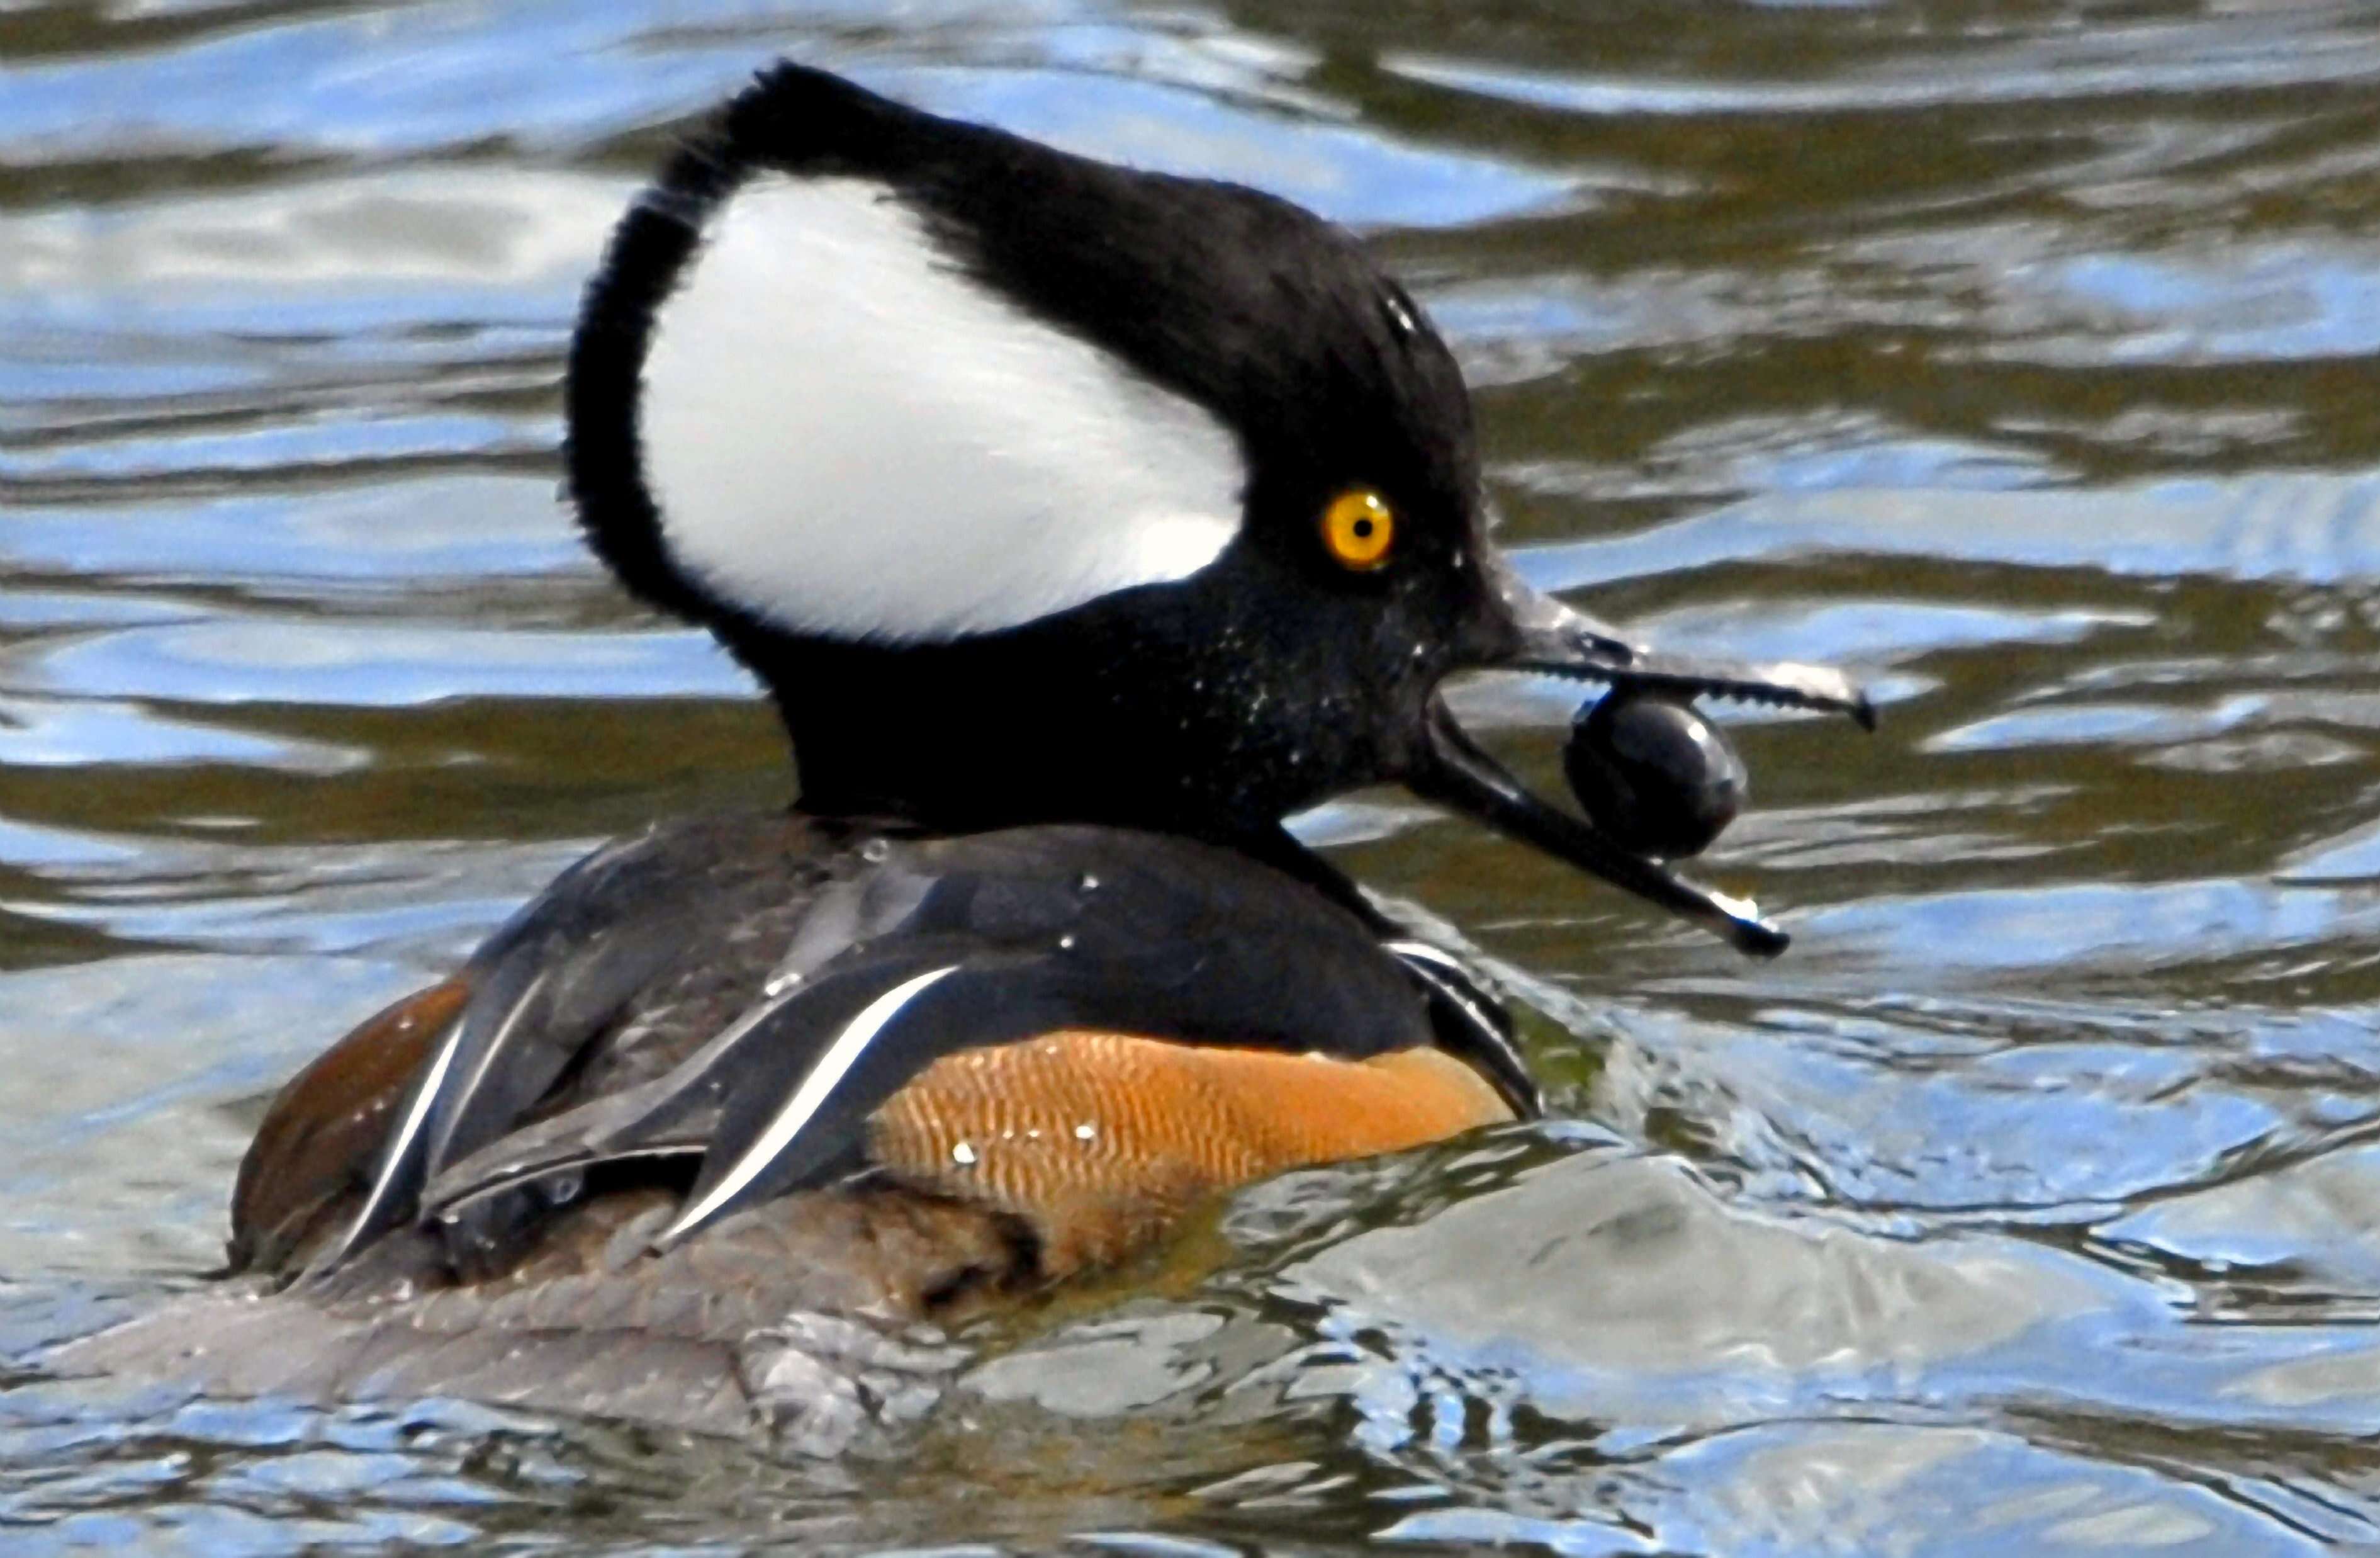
top-left (231, 976), bottom-right (471, 1273)
top-left (235, 995), bottom-right (1513, 1289)
top-left (870, 1032), bottom-right (1514, 1275)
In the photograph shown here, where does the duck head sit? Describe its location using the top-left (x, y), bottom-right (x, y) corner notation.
top-left (566, 63), bottom-right (1869, 955)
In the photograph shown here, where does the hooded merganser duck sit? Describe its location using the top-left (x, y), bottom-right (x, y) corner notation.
top-left (65, 63), bottom-right (1869, 1437)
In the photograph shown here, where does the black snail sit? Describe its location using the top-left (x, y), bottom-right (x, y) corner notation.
top-left (1564, 687), bottom-right (1749, 861)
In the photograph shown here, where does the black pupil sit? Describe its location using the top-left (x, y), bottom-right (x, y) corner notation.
top-left (1352, 517), bottom-right (1374, 539)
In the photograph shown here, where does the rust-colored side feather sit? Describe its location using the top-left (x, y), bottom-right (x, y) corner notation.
top-left (870, 1032), bottom-right (1513, 1277)
top-left (228, 977), bottom-right (468, 1275)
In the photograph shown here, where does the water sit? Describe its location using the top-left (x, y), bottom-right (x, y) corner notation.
top-left (6, 0), bottom-right (2380, 1550)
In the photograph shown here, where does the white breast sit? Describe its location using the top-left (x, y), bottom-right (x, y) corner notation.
top-left (637, 174), bottom-right (1246, 643)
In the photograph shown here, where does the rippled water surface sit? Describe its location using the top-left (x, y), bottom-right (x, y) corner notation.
top-left (8, 1), bottom-right (2380, 1552)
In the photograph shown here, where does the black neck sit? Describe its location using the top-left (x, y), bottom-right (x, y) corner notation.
top-left (744, 631), bottom-right (1394, 932)
top-left (758, 633), bottom-right (1283, 839)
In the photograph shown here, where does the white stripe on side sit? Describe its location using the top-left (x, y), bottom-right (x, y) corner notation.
top-left (658, 963), bottom-right (962, 1245)
top-left (423, 965), bottom-right (553, 1173)
top-left (638, 175), bottom-right (1245, 643)
top-left (317, 1005), bottom-right (471, 1270)
top-left (1381, 939), bottom-right (1468, 978)
top-left (1382, 938), bottom-right (1520, 1068)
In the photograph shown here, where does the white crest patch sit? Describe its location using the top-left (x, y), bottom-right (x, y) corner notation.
top-left (637, 174), bottom-right (1246, 642)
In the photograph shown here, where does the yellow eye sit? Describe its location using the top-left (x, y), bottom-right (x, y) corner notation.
top-left (1321, 489), bottom-right (1395, 571)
